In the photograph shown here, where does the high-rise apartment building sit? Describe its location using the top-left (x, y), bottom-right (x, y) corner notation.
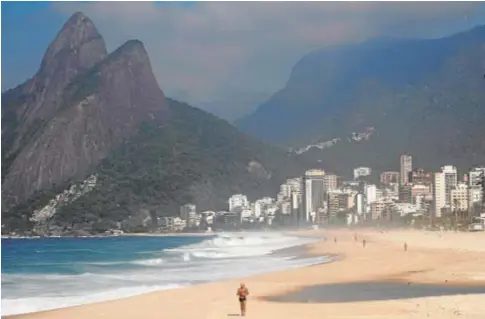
top-left (400, 154), bottom-right (412, 185)
top-left (356, 193), bottom-right (364, 216)
top-left (323, 174), bottom-right (338, 192)
top-left (433, 172), bottom-right (446, 218)
top-left (180, 204), bottom-right (198, 228)
top-left (441, 165), bottom-right (458, 207)
top-left (469, 186), bottom-right (483, 213)
top-left (469, 167), bottom-right (485, 187)
top-left (327, 190), bottom-right (355, 221)
top-left (303, 169), bottom-right (326, 223)
top-left (364, 184), bottom-right (377, 205)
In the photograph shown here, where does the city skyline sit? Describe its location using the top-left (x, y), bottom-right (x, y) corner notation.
top-left (151, 153), bottom-right (485, 233)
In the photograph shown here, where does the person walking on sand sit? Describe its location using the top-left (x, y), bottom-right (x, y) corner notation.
top-left (362, 239), bottom-right (366, 248)
top-left (237, 283), bottom-right (249, 316)
top-left (404, 242), bottom-right (408, 252)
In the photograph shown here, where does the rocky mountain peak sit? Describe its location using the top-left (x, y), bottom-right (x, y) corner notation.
top-left (40, 12), bottom-right (107, 70)
top-left (104, 39), bottom-right (150, 66)
top-left (2, 16), bottom-right (168, 207)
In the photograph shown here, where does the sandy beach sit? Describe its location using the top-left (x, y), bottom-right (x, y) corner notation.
top-left (5, 228), bottom-right (485, 319)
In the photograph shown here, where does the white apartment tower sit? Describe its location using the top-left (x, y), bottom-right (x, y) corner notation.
top-left (400, 154), bottom-right (412, 185)
top-left (364, 184), bottom-right (377, 205)
top-left (356, 193), bottom-right (364, 216)
top-left (433, 172), bottom-right (446, 218)
top-left (441, 165), bottom-right (458, 207)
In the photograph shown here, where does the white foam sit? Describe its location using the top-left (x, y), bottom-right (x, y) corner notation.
top-left (130, 258), bottom-right (164, 266)
top-left (1, 284), bottom-right (183, 316)
top-left (2, 232), bottom-right (329, 316)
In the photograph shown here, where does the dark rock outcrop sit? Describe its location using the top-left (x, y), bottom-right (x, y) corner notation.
top-left (2, 13), bottom-right (107, 163)
top-left (2, 13), bottom-right (168, 206)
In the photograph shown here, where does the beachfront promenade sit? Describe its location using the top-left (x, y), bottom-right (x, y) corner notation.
top-left (6, 229), bottom-right (485, 319)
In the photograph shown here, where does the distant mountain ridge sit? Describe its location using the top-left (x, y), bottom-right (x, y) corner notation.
top-left (2, 13), bottom-right (307, 235)
top-left (236, 25), bottom-right (485, 175)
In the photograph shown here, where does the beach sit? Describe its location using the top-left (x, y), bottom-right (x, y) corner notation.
top-left (5, 228), bottom-right (485, 319)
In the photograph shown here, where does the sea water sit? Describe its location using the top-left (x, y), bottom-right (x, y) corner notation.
top-left (1, 232), bottom-right (329, 315)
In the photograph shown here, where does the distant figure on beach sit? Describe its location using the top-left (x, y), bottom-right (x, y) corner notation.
top-left (362, 239), bottom-right (366, 248)
top-left (404, 242), bottom-right (408, 252)
top-left (334, 237), bottom-right (337, 243)
top-left (354, 233), bottom-right (358, 241)
top-left (237, 283), bottom-right (249, 316)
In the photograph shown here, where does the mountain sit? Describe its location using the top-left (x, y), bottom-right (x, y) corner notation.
top-left (236, 26), bottom-right (485, 175)
top-left (2, 13), bottom-right (108, 172)
top-left (2, 13), bottom-right (169, 207)
top-left (1, 13), bottom-right (307, 235)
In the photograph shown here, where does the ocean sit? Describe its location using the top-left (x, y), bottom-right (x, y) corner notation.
top-left (1, 232), bottom-right (329, 315)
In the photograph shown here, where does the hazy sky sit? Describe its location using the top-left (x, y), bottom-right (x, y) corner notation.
top-left (2, 1), bottom-right (485, 120)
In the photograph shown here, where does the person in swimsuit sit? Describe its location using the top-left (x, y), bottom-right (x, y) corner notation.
top-left (237, 283), bottom-right (249, 316)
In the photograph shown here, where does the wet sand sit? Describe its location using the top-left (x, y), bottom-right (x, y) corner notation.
top-left (5, 228), bottom-right (485, 319)
top-left (267, 281), bottom-right (485, 303)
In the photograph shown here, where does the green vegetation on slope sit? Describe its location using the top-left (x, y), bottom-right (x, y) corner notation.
top-left (3, 99), bottom-right (306, 234)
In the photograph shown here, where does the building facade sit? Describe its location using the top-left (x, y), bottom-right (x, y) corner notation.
top-left (433, 172), bottom-right (446, 218)
top-left (451, 183), bottom-right (469, 212)
top-left (303, 169), bottom-right (326, 223)
top-left (380, 171), bottom-right (400, 186)
top-left (400, 154), bottom-right (413, 185)
top-left (441, 165), bottom-right (458, 207)
top-left (229, 194), bottom-right (249, 212)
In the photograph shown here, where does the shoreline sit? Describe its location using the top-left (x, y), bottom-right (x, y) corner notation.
top-left (120, 232), bottom-right (216, 237)
top-left (5, 228), bottom-right (485, 319)
top-left (2, 231), bottom-right (328, 317)
top-left (1, 232), bottom-right (216, 239)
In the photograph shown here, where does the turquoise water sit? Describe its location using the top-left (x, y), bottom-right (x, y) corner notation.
top-left (1, 232), bottom-right (329, 315)
top-left (2, 236), bottom-right (206, 275)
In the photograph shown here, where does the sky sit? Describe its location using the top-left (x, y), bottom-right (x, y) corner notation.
top-left (2, 1), bottom-right (485, 121)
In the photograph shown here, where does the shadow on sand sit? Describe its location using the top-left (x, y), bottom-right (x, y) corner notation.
top-left (266, 281), bottom-right (485, 303)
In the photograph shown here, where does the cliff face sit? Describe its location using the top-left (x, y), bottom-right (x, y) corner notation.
top-left (2, 13), bottom-right (168, 206)
top-left (2, 13), bottom-right (107, 163)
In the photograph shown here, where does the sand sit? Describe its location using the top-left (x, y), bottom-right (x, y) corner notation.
top-left (5, 228), bottom-right (485, 319)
